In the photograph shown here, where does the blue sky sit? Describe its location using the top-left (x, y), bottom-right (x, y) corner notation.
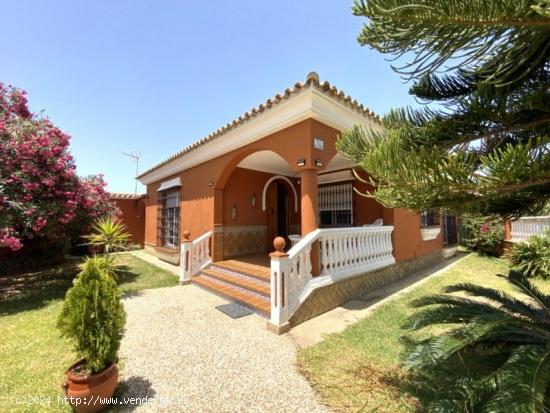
top-left (2, 0), bottom-right (417, 194)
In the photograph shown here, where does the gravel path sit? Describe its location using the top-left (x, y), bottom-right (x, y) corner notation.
top-left (117, 285), bottom-right (328, 412)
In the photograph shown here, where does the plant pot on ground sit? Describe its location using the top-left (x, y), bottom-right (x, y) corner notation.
top-left (58, 256), bottom-right (126, 413)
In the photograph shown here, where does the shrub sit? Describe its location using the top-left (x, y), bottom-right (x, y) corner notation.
top-left (57, 256), bottom-right (126, 373)
top-left (0, 83), bottom-right (119, 252)
top-left (83, 217), bottom-right (130, 254)
top-left (511, 230), bottom-right (550, 278)
top-left (460, 215), bottom-right (504, 256)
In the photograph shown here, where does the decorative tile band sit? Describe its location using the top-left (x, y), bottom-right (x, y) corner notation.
top-left (223, 225), bottom-right (267, 258)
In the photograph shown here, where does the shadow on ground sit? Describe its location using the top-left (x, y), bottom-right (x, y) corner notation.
top-left (0, 259), bottom-right (142, 316)
top-left (107, 376), bottom-right (156, 412)
top-left (0, 259), bottom-right (83, 315)
top-left (381, 346), bottom-right (508, 412)
top-left (344, 252), bottom-right (469, 312)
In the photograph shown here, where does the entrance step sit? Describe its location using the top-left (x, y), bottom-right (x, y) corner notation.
top-left (210, 260), bottom-right (270, 282)
top-left (201, 267), bottom-right (270, 296)
top-left (193, 275), bottom-right (270, 316)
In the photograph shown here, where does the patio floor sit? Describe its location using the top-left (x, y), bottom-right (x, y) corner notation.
top-left (117, 284), bottom-right (327, 412)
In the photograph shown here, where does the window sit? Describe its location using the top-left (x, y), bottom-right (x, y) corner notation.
top-left (318, 182), bottom-right (353, 228)
top-left (157, 190), bottom-right (180, 248)
top-left (421, 210), bottom-right (441, 227)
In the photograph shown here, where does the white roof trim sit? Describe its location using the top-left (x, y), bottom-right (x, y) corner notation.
top-left (139, 88), bottom-right (379, 185)
top-left (157, 177), bottom-right (181, 192)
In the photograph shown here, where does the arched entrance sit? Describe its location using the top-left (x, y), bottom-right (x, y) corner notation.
top-left (264, 177), bottom-right (296, 249)
top-left (215, 150), bottom-right (299, 258)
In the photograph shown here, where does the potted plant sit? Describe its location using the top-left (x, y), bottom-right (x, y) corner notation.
top-left (57, 256), bottom-right (126, 413)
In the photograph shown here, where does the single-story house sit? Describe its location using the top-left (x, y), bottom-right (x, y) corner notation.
top-left (136, 72), bottom-right (458, 332)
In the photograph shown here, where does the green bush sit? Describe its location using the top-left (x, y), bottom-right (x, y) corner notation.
top-left (511, 231), bottom-right (550, 278)
top-left (460, 215), bottom-right (504, 256)
top-left (57, 256), bottom-right (126, 373)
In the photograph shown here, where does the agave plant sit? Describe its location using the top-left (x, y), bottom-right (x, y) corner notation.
top-left (403, 270), bottom-right (550, 412)
top-left (84, 216), bottom-right (130, 254)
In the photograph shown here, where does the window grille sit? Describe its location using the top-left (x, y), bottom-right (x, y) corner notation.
top-left (421, 210), bottom-right (440, 227)
top-left (318, 182), bottom-right (353, 228)
top-left (157, 190), bottom-right (180, 248)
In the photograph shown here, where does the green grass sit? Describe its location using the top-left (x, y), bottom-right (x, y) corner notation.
top-left (0, 253), bottom-right (178, 412)
top-left (297, 253), bottom-right (550, 412)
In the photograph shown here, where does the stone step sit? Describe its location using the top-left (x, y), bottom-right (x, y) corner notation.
top-left (210, 260), bottom-right (270, 282)
top-left (192, 275), bottom-right (270, 316)
top-left (201, 268), bottom-right (270, 297)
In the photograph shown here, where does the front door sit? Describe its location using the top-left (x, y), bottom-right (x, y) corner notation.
top-left (266, 181), bottom-right (290, 250)
top-left (277, 183), bottom-right (289, 240)
top-left (443, 214), bottom-right (458, 246)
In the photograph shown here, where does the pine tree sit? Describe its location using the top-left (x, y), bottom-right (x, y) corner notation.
top-left (338, 0), bottom-right (550, 217)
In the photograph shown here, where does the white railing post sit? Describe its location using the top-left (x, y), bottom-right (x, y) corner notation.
top-left (268, 237), bottom-right (291, 333)
top-left (179, 230), bottom-right (193, 285)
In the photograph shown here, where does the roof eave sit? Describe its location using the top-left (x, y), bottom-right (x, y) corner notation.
top-left (137, 73), bottom-right (381, 185)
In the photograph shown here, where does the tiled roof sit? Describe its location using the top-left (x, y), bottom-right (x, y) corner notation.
top-left (110, 193), bottom-right (146, 200)
top-left (137, 72), bottom-right (381, 180)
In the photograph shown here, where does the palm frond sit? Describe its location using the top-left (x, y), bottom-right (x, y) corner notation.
top-left (444, 283), bottom-right (548, 324)
top-left (508, 270), bottom-right (550, 310)
top-left (483, 345), bottom-right (550, 413)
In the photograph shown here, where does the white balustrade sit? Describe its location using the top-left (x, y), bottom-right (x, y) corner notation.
top-left (270, 226), bottom-right (395, 327)
top-left (511, 216), bottom-right (550, 242)
top-left (180, 230), bottom-right (212, 283)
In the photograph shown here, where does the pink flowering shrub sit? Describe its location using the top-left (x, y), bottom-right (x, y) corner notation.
top-left (460, 214), bottom-right (504, 256)
top-left (0, 83), bottom-right (118, 251)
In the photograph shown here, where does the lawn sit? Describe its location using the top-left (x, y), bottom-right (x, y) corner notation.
top-left (0, 253), bottom-right (178, 413)
top-left (297, 253), bottom-right (550, 412)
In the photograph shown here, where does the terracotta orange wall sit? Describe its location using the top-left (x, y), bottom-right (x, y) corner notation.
top-left (113, 198), bottom-right (145, 245)
top-left (144, 187), bottom-right (158, 246)
top-left (223, 167), bottom-right (299, 226)
top-left (144, 163), bottom-right (215, 247)
top-left (352, 171), bottom-right (384, 225)
top-left (143, 117), bottom-right (441, 263)
top-left (144, 119), bottom-right (316, 249)
top-left (386, 208), bottom-right (443, 262)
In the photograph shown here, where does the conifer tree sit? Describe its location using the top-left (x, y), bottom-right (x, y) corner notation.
top-left (338, 0), bottom-right (550, 217)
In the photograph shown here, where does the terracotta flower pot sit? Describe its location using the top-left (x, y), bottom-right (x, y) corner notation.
top-left (63, 359), bottom-right (118, 413)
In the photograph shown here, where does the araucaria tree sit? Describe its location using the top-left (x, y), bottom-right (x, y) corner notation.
top-left (339, 1), bottom-right (550, 410)
top-left (0, 83), bottom-right (117, 251)
top-left (338, 0), bottom-right (550, 217)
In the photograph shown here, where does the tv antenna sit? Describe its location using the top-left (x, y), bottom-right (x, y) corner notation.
top-left (122, 151), bottom-right (141, 195)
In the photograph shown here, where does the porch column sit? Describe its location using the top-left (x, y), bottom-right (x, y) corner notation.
top-left (504, 218), bottom-right (512, 241)
top-left (300, 168), bottom-right (320, 275)
top-left (212, 188), bottom-right (224, 262)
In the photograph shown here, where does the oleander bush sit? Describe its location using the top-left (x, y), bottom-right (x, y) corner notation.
top-left (0, 83), bottom-right (118, 259)
top-left (460, 215), bottom-right (504, 257)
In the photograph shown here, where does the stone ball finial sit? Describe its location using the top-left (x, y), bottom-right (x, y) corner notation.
top-left (273, 236), bottom-right (286, 253)
top-left (306, 71), bottom-right (319, 83)
top-left (183, 230), bottom-right (191, 241)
